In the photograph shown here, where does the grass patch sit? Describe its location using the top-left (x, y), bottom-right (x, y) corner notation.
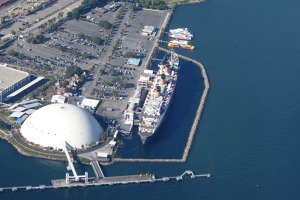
top-left (96, 100), bottom-right (105, 113)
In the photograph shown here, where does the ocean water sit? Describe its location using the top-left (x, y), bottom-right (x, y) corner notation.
top-left (2, 0), bottom-right (300, 199)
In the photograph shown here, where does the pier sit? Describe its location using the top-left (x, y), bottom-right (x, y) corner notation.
top-left (157, 170), bottom-right (211, 182)
top-left (0, 170), bottom-right (210, 192)
top-left (0, 185), bottom-right (52, 192)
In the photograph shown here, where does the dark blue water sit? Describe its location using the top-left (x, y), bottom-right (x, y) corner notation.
top-left (2, 0), bottom-right (300, 199)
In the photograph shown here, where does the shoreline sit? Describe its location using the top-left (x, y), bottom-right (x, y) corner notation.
top-left (178, 0), bottom-right (207, 5)
top-left (0, 0), bottom-right (209, 166)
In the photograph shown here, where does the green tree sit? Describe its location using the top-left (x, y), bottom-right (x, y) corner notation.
top-left (99, 20), bottom-right (112, 29)
top-left (91, 36), bottom-right (103, 45)
top-left (50, 23), bottom-right (58, 32)
top-left (65, 65), bottom-right (83, 78)
top-left (60, 46), bottom-right (67, 52)
top-left (0, 119), bottom-right (10, 130)
top-left (105, 81), bottom-right (113, 86)
top-left (18, 52), bottom-right (24, 59)
top-left (61, 80), bottom-right (69, 87)
top-left (58, 12), bottom-right (64, 19)
top-left (77, 33), bottom-right (85, 39)
top-left (82, 52), bottom-right (89, 59)
top-left (100, 131), bottom-right (108, 142)
top-left (7, 49), bottom-right (16, 56)
top-left (72, 9), bottom-right (80, 20)
top-left (80, 74), bottom-right (87, 82)
top-left (99, 69), bottom-right (104, 75)
top-left (32, 34), bottom-right (45, 44)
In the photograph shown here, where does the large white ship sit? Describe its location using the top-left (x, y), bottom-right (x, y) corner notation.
top-left (169, 33), bottom-right (192, 41)
top-left (169, 28), bottom-right (193, 41)
top-left (138, 51), bottom-right (179, 144)
top-left (169, 28), bottom-right (193, 37)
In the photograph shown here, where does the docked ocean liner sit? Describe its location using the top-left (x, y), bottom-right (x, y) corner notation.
top-left (138, 51), bottom-right (179, 144)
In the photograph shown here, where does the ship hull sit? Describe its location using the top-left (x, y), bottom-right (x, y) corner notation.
top-left (168, 35), bottom-right (191, 41)
top-left (138, 51), bottom-right (179, 145)
top-left (138, 82), bottom-right (177, 144)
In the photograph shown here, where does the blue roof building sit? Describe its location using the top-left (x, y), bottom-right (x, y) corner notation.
top-left (127, 58), bottom-right (141, 66)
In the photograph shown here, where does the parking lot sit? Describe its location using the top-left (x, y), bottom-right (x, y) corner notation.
top-left (92, 8), bottom-right (168, 122)
top-left (3, 3), bottom-right (124, 74)
top-left (2, 2), bottom-right (169, 127)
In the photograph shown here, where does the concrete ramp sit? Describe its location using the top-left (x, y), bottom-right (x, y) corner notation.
top-left (90, 160), bottom-right (105, 178)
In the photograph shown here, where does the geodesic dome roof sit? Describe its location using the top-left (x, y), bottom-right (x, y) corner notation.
top-left (20, 103), bottom-right (103, 149)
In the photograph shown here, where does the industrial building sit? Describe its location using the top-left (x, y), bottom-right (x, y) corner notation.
top-left (51, 95), bottom-right (66, 104)
top-left (0, 63), bottom-right (30, 102)
top-left (20, 103), bottom-right (104, 149)
top-left (79, 98), bottom-right (100, 111)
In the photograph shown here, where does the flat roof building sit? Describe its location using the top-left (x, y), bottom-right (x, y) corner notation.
top-left (141, 25), bottom-right (157, 36)
top-left (80, 98), bottom-right (100, 110)
top-left (0, 63), bottom-right (30, 102)
top-left (51, 95), bottom-right (66, 104)
top-left (127, 58), bottom-right (141, 66)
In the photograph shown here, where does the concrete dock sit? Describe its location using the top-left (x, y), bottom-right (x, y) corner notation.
top-left (52, 174), bottom-right (154, 188)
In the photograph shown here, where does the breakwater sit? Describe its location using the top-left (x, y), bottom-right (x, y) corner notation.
top-left (109, 47), bottom-right (210, 165)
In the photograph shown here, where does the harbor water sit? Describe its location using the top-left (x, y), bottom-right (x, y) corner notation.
top-left (2, 0), bottom-right (300, 199)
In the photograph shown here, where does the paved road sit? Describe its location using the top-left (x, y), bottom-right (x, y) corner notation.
top-left (21, 0), bottom-right (83, 35)
top-left (1, 0), bottom-right (83, 39)
top-left (9, 129), bottom-right (106, 159)
top-left (82, 4), bottom-right (131, 98)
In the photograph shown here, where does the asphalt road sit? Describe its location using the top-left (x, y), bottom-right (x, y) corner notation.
top-left (82, 4), bottom-right (131, 99)
top-left (1, 0), bottom-right (84, 39)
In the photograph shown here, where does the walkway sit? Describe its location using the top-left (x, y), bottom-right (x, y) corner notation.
top-left (0, 170), bottom-right (210, 192)
top-left (90, 160), bottom-right (105, 179)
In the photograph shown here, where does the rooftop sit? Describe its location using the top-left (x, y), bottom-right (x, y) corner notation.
top-left (127, 58), bottom-right (141, 66)
top-left (0, 63), bottom-right (29, 91)
top-left (5, 77), bottom-right (44, 100)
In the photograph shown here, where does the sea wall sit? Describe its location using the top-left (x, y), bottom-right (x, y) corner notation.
top-left (177, 0), bottom-right (207, 6)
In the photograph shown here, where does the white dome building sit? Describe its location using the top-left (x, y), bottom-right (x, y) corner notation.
top-left (20, 103), bottom-right (103, 149)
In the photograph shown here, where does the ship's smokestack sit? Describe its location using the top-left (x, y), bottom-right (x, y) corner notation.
top-left (160, 74), bottom-right (166, 85)
top-left (164, 66), bottom-right (170, 74)
top-left (156, 86), bottom-right (161, 97)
